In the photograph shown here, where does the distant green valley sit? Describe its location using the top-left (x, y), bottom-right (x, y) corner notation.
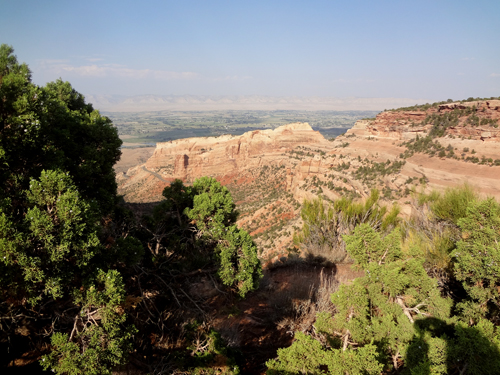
top-left (105, 109), bottom-right (379, 145)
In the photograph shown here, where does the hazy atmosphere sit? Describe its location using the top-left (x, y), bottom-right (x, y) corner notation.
top-left (2, 0), bottom-right (499, 104)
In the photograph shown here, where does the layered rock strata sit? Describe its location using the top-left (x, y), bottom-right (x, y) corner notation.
top-left (117, 123), bottom-right (329, 202)
top-left (350, 100), bottom-right (500, 141)
top-left (117, 102), bottom-right (500, 258)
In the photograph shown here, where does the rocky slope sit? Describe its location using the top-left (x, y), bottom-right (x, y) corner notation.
top-left (352, 99), bottom-right (500, 141)
top-left (117, 123), bottom-right (330, 202)
top-left (117, 100), bottom-right (500, 259)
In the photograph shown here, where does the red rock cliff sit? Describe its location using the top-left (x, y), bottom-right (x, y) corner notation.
top-left (117, 122), bottom-right (329, 202)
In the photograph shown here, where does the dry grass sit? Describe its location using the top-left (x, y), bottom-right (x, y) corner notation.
top-left (269, 267), bottom-right (338, 334)
top-left (402, 195), bottom-right (460, 285)
top-left (303, 243), bottom-right (350, 265)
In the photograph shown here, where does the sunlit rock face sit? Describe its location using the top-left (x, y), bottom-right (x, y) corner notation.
top-left (117, 122), bottom-right (329, 202)
top-left (348, 100), bottom-right (500, 141)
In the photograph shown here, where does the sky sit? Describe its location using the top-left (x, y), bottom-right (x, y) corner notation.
top-left (1, 0), bottom-right (499, 101)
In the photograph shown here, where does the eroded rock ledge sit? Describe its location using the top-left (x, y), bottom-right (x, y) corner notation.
top-left (117, 122), bottom-right (329, 202)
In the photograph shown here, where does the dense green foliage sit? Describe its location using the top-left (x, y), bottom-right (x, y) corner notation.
top-left (0, 45), bottom-right (261, 374)
top-left (453, 198), bottom-right (500, 322)
top-left (1, 170), bottom-right (102, 304)
top-left (267, 332), bottom-right (383, 375)
top-left (151, 177), bottom-right (262, 297)
top-left (0, 45), bottom-right (144, 374)
top-left (270, 188), bottom-right (500, 374)
top-left (41, 269), bottom-right (136, 375)
top-left (0, 44), bottom-right (121, 216)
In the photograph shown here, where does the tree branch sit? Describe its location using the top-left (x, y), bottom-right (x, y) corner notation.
top-left (396, 297), bottom-right (414, 323)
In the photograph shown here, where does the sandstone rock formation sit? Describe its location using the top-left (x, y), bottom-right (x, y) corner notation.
top-left (117, 123), bottom-right (330, 203)
top-left (117, 101), bottom-right (500, 259)
top-left (349, 100), bottom-right (500, 142)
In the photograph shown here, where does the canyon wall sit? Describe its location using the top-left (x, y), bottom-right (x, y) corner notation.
top-left (350, 100), bottom-right (500, 141)
top-left (117, 101), bottom-right (500, 258)
top-left (117, 122), bottom-right (330, 202)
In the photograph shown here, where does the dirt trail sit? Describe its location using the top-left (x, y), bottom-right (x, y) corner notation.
top-left (141, 165), bottom-right (167, 182)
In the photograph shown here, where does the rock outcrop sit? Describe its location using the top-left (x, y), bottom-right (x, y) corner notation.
top-left (146, 122), bottom-right (325, 178)
top-left (116, 101), bottom-right (500, 259)
top-left (117, 123), bottom-right (330, 202)
top-left (349, 100), bottom-right (500, 141)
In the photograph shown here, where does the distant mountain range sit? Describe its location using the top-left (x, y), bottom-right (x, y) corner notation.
top-left (85, 94), bottom-right (430, 112)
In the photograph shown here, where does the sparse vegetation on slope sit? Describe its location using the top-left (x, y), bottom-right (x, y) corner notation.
top-left (353, 159), bottom-right (406, 185)
top-left (392, 103), bottom-right (500, 165)
top-left (293, 190), bottom-right (399, 264)
top-left (226, 163), bottom-right (300, 256)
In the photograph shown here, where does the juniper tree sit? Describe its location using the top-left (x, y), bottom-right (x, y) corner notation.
top-left (41, 269), bottom-right (136, 375)
top-left (186, 176), bottom-right (238, 236)
top-left (144, 177), bottom-right (261, 299)
top-left (266, 332), bottom-right (383, 375)
top-left (0, 46), bottom-right (121, 217)
top-left (270, 189), bottom-right (500, 374)
top-left (268, 223), bottom-right (452, 374)
top-left (186, 177), bottom-right (261, 296)
top-left (326, 224), bottom-right (451, 370)
top-left (452, 198), bottom-right (500, 322)
top-left (0, 45), bottom-right (138, 373)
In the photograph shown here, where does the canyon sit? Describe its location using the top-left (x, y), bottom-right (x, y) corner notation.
top-left (117, 99), bottom-right (500, 259)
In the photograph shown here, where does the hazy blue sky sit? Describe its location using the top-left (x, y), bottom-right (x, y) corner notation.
top-left (2, 0), bottom-right (499, 101)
